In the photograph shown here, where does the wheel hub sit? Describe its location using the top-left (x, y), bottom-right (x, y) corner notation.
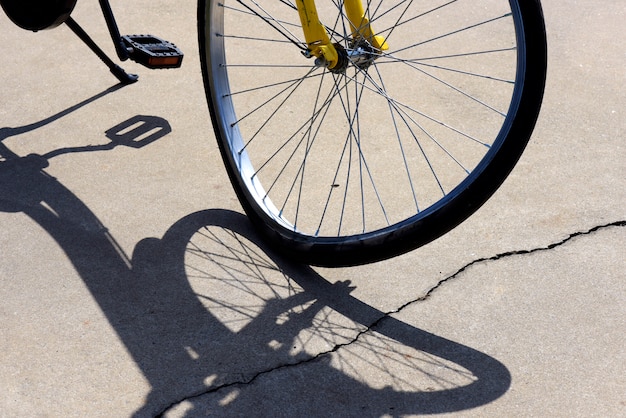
top-left (317, 40), bottom-right (381, 73)
top-left (347, 40), bottom-right (380, 70)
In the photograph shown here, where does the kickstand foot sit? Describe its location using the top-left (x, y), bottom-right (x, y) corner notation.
top-left (111, 64), bottom-right (139, 84)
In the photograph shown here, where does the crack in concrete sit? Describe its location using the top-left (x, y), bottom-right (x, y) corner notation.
top-left (391, 219), bottom-right (626, 312)
top-left (155, 219), bottom-right (625, 417)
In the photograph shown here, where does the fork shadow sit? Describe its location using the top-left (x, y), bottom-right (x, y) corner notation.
top-left (0, 94), bottom-right (510, 416)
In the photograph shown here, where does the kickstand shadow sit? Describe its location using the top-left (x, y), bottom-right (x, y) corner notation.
top-left (0, 84), bottom-right (125, 144)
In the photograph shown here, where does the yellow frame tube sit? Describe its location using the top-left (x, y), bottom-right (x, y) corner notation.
top-left (296, 0), bottom-right (339, 68)
top-left (296, 0), bottom-right (388, 69)
top-left (343, 0), bottom-right (388, 50)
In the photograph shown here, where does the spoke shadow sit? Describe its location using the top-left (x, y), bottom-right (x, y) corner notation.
top-left (135, 210), bottom-right (511, 417)
top-left (0, 94), bottom-right (510, 416)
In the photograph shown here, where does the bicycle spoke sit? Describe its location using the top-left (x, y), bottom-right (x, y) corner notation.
top-left (324, 61), bottom-right (494, 149)
top-left (293, 72), bottom-right (334, 229)
top-left (344, 69), bottom-right (394, 227)
top-left (221, 3), bottom-right (301, 29)
top-left (232, 68), bottom-right (319, 141)
top-left (367, 64), bottom-right (420, 211)
top-left (389, 13), bottom-right (513, 55)
top-left (389, 59), bottom-right (514, 84)
top-left (396, 47), bottom-right (517, 62)
top-left (220, 34), bottom-right (296, 44)
top-left (365, 72), bottom-right (470, 179)
top-left (266, 77), bottom-right (339, 215)
top-left (225, 71), bottom-right (323, 98)
top-left (251, 71), bottom-right (344, 178)
top-left (233, 0), bottom-right (307, 50)
top-left (394, 56), bottom-right (508, 116)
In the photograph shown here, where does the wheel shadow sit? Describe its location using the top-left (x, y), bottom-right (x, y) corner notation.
top-left (137, 210), bottom-right (511, 417)
top-left (0, 92), bottom-right (511, 417)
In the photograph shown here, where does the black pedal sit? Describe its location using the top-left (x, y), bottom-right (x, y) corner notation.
top-left (122, 35), bottom-right (183, 69)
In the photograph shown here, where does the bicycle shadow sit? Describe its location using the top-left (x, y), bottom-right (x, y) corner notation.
top-left (0, 92), bottom-right (511, 416)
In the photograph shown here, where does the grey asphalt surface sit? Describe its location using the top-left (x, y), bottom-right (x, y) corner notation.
top-left (1, 0), bottom-right (624, 417)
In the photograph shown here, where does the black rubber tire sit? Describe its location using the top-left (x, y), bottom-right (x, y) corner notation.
top-left (198, 0), bottom-right (547, 267)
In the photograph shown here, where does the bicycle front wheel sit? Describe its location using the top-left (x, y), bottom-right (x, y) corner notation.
top-left (198, 0), bottom-right (547, 266)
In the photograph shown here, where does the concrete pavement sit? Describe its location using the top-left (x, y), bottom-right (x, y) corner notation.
top-left (1, 0), bottom-right (624, 416)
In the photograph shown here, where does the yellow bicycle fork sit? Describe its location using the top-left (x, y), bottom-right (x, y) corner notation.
top-left (296, 0), bottom-right (388, 70)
